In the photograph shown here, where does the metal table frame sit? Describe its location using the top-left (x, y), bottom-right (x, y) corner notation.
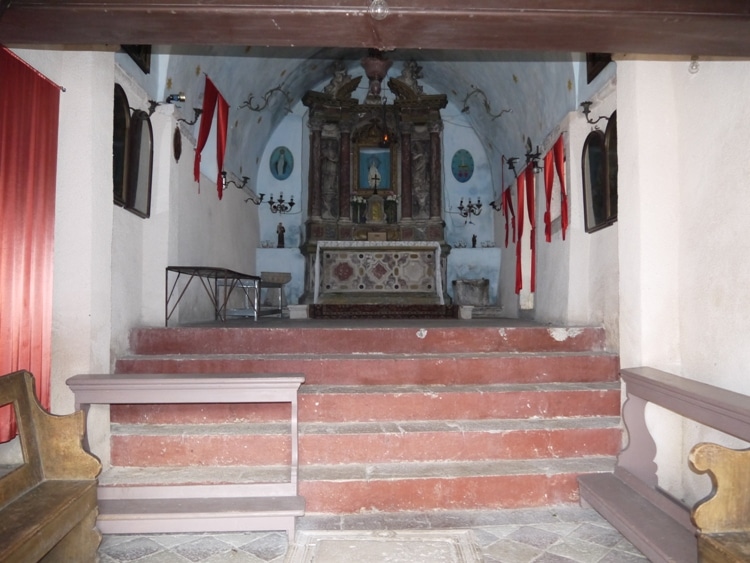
top-left (165, 266), bottom-right (261, 326)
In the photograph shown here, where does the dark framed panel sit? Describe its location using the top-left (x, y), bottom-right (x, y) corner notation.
top-left (112, 83), bottom-right (130, 207)
top-left (357, 146), bottom-right (392, 191)
top-left (122, 45), bottom-right (151, 74)
top-left (586, 53), bottom-right (612, 84)
top-left (581, 112), bottom-right (618, 233)
top-left (605, 111), bottom-right (618, 221)
top-left (125, 110), bottom-right (154, 218)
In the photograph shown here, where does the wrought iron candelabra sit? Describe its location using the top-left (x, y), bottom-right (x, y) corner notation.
top-left (267, 193), bottom-right (295, 214)
top-left (458, 197), bottom-right (482, 222)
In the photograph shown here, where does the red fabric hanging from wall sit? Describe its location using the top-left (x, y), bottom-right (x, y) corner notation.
top-left (553, 137), bottom-right (569, 240)
top-left (542, 135), bottom-right (569, 241)
top-left (0, 46), bottom-right (61, 442)
top-left (193, 76), bottom-right (230, 199)
top-left (543, 150), bottom-right (555, 242)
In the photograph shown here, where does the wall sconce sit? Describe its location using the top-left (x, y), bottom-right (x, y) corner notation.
top-left (460, 86), bottom-right (512, 120)
top-left (580, 101), bottom-right (610, 125)
top-left (221, 171), bottom-right (265, 205)
top-left (149, 93), bottom-right (186, 115)
top-left (525, 141), bottom-right (543, 174)
top-left (267, 193), bottom-right (295, 214)
top-left (458, 198), bottom-right (482, 223)
top-left (177, 108), bottom-right (203, 126)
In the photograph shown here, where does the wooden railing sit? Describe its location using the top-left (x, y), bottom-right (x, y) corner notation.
top-left (579, 367), bottom-right (750, 563)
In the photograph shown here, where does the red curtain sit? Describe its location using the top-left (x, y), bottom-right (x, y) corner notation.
top-left (0, 47), bottom-right (60, 442)
top-left (193, 76), bottom-right (229, 199)
top-left (542, 136), bottom-right (569, 241)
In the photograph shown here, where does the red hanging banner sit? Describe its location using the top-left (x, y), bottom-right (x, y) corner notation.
top-left (553, 136), bottom-right (568, 240)
top-left (193, 76), bottom-right (230, 199)
top-left (542, 135), bottom-right (568, 241)
top-left (543, 149), bottom-right (555, 242)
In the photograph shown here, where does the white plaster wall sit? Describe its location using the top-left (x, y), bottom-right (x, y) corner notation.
top-left (11, 47), bottom-right (116, 466)
top-left (618, 57), bottom-right (750, 506)
top-left (501, 71), bottom-right (619, 340)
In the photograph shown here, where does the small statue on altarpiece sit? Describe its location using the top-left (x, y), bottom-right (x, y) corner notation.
top-left (472, 234), bottom-right (477, 248)
top-left (277, 222), bottom-right (286, 248)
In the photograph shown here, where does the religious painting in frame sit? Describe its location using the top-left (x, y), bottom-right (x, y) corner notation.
top-left (270, 146), bottom-right (293, 180)
top-left (581, 111), bottom-right (617, 233)
top-left (125, 110), bottom-right (154, 218)
top-left (112, 83), bottom-right (130, 207)
top-left (357, 146), bottom-right (392, 192)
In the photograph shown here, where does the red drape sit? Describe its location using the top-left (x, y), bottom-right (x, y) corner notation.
top-left (525, 165), bottom-right (536, 293)
top-left (553, 137), bottom-right (569, 240)
top-left (0, 47), bottom-right (60, 442)
top-left (542, 136), bottom-right (569, 241)
top-left (193, 76), bottom-right (230, 199)
top-left (543, 149), bottom-right (555, 242)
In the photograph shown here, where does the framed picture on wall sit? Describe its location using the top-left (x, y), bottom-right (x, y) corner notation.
top-left (112, 84), bottom-right (130, 207)
top-left (581, 111), bottom-right (618, 232)
top-left (358, 147), bottom-right (391, 191)
top-left (125, 110), bottom-right (154, 218)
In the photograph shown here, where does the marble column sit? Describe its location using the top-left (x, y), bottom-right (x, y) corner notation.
top-left (308, 117), bottom-right (323, 218)
top-left (399, 122), bottom-right (413, 220)
top-left (339, 122), bottom-right (352, 220)
top-left (429, 122), bottom-right (443, 219)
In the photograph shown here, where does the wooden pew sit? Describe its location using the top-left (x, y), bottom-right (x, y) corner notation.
top-left (690, 442), bottom-right (750, 562)
top-left (578, 367), bottom-right (750, 563)
top-left (0, 370), bottom-right (101, 562)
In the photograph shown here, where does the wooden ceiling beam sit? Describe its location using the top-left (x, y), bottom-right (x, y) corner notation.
top-left (2, 1), bottom-right (750, 56)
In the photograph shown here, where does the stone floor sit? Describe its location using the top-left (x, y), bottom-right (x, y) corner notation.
top-left (97, 507), bottom-right (649, 563)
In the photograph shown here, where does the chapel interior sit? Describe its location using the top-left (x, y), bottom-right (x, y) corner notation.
top-left (4, 4), bottom-right (750, 562)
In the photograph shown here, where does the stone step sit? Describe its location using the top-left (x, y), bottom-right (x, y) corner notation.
top-left (110, 382), bottom-right (620, 425)
top-left (128, 325), bottom-right (607, 356)
top-left (100, 457), bottom-right (615, 514)
top-left (110, 416), bottom-right (622, 466)
top-left (115, 351), bottom-right (619, 385)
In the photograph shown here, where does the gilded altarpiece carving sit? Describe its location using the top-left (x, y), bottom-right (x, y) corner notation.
top-left (301, 58), bottom-right (449, 304)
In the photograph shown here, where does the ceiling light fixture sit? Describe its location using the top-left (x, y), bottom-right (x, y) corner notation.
top-left (368, 0), bottom-right (390, 20)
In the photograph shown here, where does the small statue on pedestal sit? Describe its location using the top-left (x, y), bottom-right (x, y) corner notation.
top-left (277, 222), bottom-right (286, 248)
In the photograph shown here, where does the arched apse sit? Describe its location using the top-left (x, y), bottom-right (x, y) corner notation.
top-left (162, 47), bottom-right (577, 195)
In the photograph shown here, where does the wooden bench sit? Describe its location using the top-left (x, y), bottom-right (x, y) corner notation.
top-left (579, 367), bottom-right (750, 563)
top-left (690, 442), bottom-right (750, 562)
top-left (0, 370), bottom-right (101, 561)
top-left (66, 372), bottom-right (305, 540)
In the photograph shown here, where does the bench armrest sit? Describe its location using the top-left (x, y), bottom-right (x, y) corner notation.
top-left (689, 442), bottom-right (750, 534)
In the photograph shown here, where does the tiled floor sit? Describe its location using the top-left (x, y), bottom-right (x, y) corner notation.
top-left (98, 507), bottom-right (649, 562)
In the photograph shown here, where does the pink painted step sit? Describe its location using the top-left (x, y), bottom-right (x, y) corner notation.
top-left (110, 383), bottom-right (620, 424)
top-left (115, 352), bottom-right (619, 385)
top-left (105, 322), bottom-right (621, 516)
top-left (128, 325), bottom-right (607, 356)
top-left (110, 419), bottom-right (621, 467)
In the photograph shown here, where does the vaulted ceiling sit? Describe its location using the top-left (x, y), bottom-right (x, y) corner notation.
top-left (4, 1), bottom-right (750, 190)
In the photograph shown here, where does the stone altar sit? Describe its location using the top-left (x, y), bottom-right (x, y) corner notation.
top-left (313, 241), bottom-right (445, 305)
